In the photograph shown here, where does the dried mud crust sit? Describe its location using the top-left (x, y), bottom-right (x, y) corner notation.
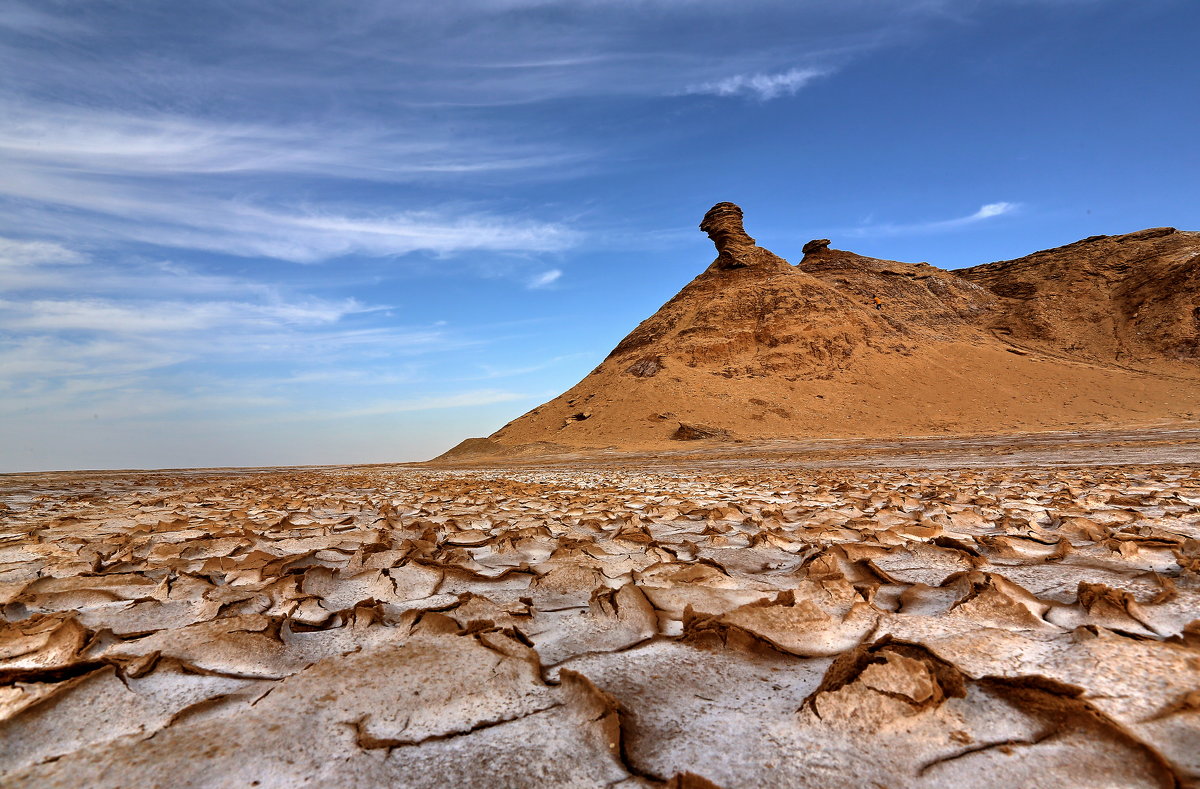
top-left (2, 461), bottom-right (1199, 787)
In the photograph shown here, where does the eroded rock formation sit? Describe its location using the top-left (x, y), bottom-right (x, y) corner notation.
top-left (700, 201), bottom-right (767, 270)
top-left (486, 203), bottom-right (1199, 450)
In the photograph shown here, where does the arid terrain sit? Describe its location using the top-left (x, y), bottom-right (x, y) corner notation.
top-left (5, 1), bottom-right (1198, 786)
top-left (3, 429), bottom-right (1199, 787)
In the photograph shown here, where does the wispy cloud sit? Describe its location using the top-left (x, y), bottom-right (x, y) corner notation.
top-left (0, 103), bottom-right (582, 263)
top-left (0, 297), bottom-right (368, 334)
top-left (0, 2), bottom-right (964, 266)
top-left (964, 202), bottom-right (1018, 222)
top-left (0, 237), bottom-right (86, 268)
top-left (0, 172), bottom-right (580, 263)
top-left (0, 335), bottom-right (183, 382)
top-left (526, 268), bottom-right (563, 289)
top-left (0, 104), bottom-right (576, 180)
top-left (685, 67), bottom-right (829, 101)
top-left (0, 237), bottom-right (463, 424)
top-left (849, 201), bottom-right (1021, 236)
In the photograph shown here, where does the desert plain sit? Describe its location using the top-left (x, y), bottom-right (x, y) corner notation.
top-left (2, 428), bottom-right (1199, 788)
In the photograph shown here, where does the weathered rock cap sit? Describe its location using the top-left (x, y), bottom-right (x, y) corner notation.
top-left (1122, 227), bottom-right (1176, 241)
top-left (700, 202), bottom-right (758, 268)
top-left (802, 238), bottom-right (832, 255)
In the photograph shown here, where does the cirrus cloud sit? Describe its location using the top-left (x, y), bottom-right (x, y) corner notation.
top-left (849, 201), bottom-right (1022, 237)
top-left (526, 269), bottom-right (563, 289)
top-left (685, 67), bottom-right (830, 101)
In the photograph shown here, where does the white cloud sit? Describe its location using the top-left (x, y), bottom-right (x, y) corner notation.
top-left (0, 104), bottom-right (582, 263)
top-left (968, 202), bottom-right (1017, 221)
top-left (0, 168), bottom-right (580, 262)
top-left (0, 237), bottom-right (87, 269)
top-left (0, 297), bottom-right (367, 334)
top-left (0, 315), bottom-right (471, 423)
top-left (0, 236), bottom-right (472, 429)
top-left (527, 268), bottom-right (562, 289)
top-left (849, 201), bottom-right (1021, 236)
top-left (0, 253), bottom-right (273, 297)
top-left (0, 104), bottom-right (575, 180)
top-left (686, 68), bottom-right (829, 100)
top-left (0, 336), bottom-right (183, 382)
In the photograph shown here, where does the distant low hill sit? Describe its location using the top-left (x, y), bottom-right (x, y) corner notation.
top-left (439, 203), bottom-right (1199, 459)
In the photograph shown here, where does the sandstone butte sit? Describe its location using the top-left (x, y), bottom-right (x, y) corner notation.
top-left (443, 202), bottom-right (1200, 459)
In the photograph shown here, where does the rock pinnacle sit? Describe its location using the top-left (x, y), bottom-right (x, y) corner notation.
top-left (700, 202), bottom-right (758, 269)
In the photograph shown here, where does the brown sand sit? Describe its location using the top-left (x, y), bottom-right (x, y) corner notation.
top-left (2, 429), bottom-right (1198, 787)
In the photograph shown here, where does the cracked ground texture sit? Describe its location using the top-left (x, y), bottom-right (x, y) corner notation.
top-left (2, 450), bottom-right (1199, 787)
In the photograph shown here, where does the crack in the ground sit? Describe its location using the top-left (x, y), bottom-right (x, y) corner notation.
top-left (348, 702), bottom-right (565, 752)
top-left (917, 732), bottom-right (1052, 775)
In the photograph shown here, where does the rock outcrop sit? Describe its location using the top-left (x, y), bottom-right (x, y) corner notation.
top-left (959, 227), bottom-right (1200, 364)
top-left (479, 203), bottom-right (1199, 450)
top-left (699, 201), bottom-right (788, 271)
top-left (672, 422), bottom-right (729, 441)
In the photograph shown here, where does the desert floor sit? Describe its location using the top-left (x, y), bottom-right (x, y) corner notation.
top-left (2, 428), bottom-right (1199, 788)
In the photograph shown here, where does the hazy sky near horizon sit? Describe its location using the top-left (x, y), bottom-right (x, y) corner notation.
top-left (1, 0), bottom-right (1197, 472)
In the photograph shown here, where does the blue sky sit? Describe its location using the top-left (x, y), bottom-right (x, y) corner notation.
top-left (1, 0), bottom-right (1197, 472)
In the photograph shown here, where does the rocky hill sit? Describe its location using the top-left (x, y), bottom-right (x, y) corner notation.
top-left (958, 227), bottom-right (1200, 365)
top-left (447, 203), bottom-right (1200, 456)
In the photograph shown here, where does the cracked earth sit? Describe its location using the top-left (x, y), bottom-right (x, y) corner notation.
top-left (2, 455), bottom-right (1199, 787)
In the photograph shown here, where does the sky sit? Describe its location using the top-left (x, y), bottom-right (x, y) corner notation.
top-left (1, 0), bottom-right (1197, 472)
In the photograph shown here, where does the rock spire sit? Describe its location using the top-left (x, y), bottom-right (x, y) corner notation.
top-left (700, 202), bottom-right (759, 269)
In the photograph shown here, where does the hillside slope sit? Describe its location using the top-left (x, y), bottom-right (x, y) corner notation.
top-left (958, 227), bottom-right (1200, 366)
top-left (474, 203), bottom-right (1199, 452)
